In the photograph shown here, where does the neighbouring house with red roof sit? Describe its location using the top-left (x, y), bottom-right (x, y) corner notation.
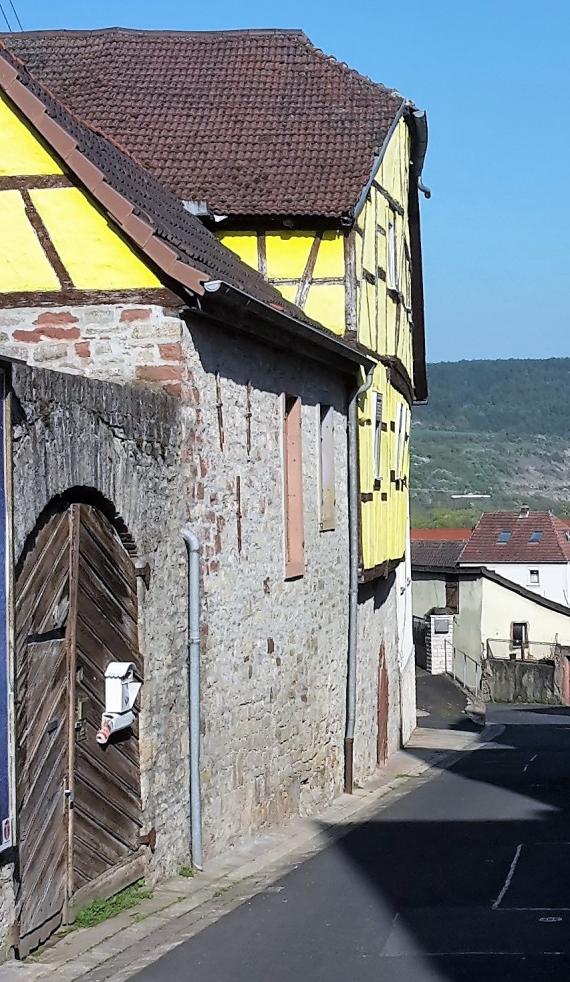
top-left (411, 516), bottom-right (570, 689)
top-left (458, 508), bottom-right (570, 607)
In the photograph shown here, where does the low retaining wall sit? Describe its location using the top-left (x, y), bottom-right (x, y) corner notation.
top-left (482, 656), bottom-right (570, 705)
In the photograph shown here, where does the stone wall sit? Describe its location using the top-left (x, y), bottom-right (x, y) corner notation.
top-left (0, 304), bottom-right (186, 397)
top-left (0, 303), bottom-right (356, 949)
top-left (182, 318), bottom-right (350, 856)
top-left (353, 574), bottom-right (402, 785)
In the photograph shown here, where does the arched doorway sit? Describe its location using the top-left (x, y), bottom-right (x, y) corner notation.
top-left (15, 500), bottom-right (144, 956)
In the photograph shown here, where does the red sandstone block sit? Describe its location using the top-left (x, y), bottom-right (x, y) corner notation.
top-left (164, 382), bottom-right (182, 398)
top-left (158, 342), bottom-right (182, 361)
top-left (75, 341), bottom-right (91, 358)
top-left (42, 326), bottom-right (80, 340)
top-left (135, 365), bottom-right (183, 382)
top-left (120, 308), bottom-right (152, 323)
top-left (34, 311), bottom-right (78, 326)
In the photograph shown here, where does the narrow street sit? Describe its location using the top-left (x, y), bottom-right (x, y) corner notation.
top-left (131, 705), bottom-right (570, 982)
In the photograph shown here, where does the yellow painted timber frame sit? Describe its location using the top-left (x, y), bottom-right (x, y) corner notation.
top-left (218, 117), bottom-right (420, 574)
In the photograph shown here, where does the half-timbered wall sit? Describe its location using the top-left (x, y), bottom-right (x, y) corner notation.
top-left (218, 119), bottom-right (415, 573)
top-left (0, 94), bottom-right (161, 302)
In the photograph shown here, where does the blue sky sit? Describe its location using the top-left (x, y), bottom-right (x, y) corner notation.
top-left (4, 0), bottom-right (569, 362)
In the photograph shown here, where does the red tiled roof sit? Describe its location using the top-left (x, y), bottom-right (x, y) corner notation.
top-left (411, 528), bottom-right (472, 541)
top-left (411, 539), bottom-right (466, 567)
top-left (0, 28), bottom-right (405, 217)
top-left (0, 41), bottom-right (375, 373)
top-left (459, 511), bottom-right (570, 564)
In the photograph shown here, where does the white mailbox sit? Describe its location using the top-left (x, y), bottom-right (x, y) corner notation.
top-left (96, 661), bottom-right (142, 745)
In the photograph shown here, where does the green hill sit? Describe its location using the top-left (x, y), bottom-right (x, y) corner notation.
top-left (411, 358), bottom-right (570, 527)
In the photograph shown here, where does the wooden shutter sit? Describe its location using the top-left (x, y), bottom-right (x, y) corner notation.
top-left (319, 405), bottom-right (335, 531)
top-left (373, 393), bottom-right (383, 481)
top-left (283, 396), bottom-right (304, 578)
top-left (445, 578), bottom-right (459, 614)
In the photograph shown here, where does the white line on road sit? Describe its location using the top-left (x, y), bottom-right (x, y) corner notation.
top-left (523, 754), bottom-right (538, 773)
top-left (493, 843), bottom-right (523, 909)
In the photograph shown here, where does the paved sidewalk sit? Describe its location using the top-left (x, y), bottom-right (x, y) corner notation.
top-left (0, 721), bottom-right (500, 982)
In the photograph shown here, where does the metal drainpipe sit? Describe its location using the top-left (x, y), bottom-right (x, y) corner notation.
top-left (182, 526), bottom-right (203, 870)
top-left (345, 364), bottom-right (375, 793)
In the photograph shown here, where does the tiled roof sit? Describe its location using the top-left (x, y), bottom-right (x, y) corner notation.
top-left (411, 528), bottom-right (472, 542)
top-left (459, 511), bottom-right (570, 564)
top-left (411, 539), bottom-right (466, 568)
top-left (0, 42), bottom-right (375, 370)
top-left (0, 28), bottom-right (405, 217)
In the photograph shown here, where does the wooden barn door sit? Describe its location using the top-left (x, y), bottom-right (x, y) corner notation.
top-left (16, 511), bottom-right (71, 955)
top-left (70, 504), bottom-right (143, 907)
top-left (15, 503), bottom-right (143, 957)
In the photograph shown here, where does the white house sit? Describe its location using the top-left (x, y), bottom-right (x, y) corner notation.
top-left (458, 508), bottom-right (570, 607)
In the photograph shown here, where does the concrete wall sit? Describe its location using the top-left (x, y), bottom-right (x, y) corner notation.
top-left (412, 573), bottom-right (446, 618)
top-left (461, 562), bottom-right (569, 607)
top-left (483, 657), bottom-right (561, 705)
top-left (453, 578), bottom-right (483, 666)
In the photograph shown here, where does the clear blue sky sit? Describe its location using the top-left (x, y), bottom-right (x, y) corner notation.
top-left (5, 0), bottom-right (570, 362)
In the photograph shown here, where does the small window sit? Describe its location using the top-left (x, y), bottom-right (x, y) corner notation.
top-left (283, 395), bottom-right (304, 579)
top-left (512, 622), bottom-right (528, 648)
top-left (445, 577), bottom-right (459, 614)
top-left (373, 392), bottom-right (383, 482)
top-left (529, 569), bottom-right (540, 585)
top-left (318, 404), bottom-right (335, 532)
top-left (529, 530), bottom-right (543, 543)
top-left (387, 210), bottom-right (398, 290)
top-left (497, 531), bottom-right (512, 543)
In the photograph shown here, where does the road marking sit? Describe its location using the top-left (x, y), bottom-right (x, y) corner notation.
top-left (540, 916), bottom-right (563, 922)
top-left (523, 754), bottom-right (538, 773)
top-left (493, 843), bottom-right (522, 909)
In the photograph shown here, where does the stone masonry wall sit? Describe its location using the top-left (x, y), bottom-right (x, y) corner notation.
top-left (182, 317), bottom-right (350, 857)
top-left (353, 573), bottom-right (402, 786)
top-left (0, 304), bottom-right (186, 397)
top-left (0, 302), bottom-right (355, 949)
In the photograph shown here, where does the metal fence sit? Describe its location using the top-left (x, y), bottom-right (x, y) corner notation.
top-left (486, 639), bottom-right (560, 662)
top-left (447, 641), bottom-right (482, 696)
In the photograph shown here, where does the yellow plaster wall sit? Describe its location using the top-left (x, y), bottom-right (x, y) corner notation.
top-left (0, 191), bottom-right (60, 291)
top-left (218, 228), bottom-right (346, 335)
top-left (31, 188), bottom-right (161, 290)
top-left (0, 95), bottom-right (163, 295)
top-left (352, 117), bottom-right (414, 570)
top-left (0, 94), bottom-right (62, 176)
top-left (215, 119), bottom-right (419, 573)
top-left (217, 231), bottom-right (259, 270)
top-left (358, 364), bottom-right (410, 569)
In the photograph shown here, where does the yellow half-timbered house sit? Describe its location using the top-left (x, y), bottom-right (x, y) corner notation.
top-left (2, 27), bottom-right (430, 817)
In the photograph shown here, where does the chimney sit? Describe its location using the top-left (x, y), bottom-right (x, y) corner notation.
top-left (519, 505), bottom-right (530, 519)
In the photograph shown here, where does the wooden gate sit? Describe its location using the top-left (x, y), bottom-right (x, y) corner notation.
top-left (377, 644), bottom-right (389, 766)
top-left (15, 503), bottom-right (143, 956)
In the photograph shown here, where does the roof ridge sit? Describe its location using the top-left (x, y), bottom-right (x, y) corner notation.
top-left (1, 26), bottom-right (309, 38)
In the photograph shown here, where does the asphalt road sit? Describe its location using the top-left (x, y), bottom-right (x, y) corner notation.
top-left (133, 705), bottom-right (570, 982)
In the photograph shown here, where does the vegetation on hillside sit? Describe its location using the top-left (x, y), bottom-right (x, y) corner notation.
top-left (411, 359), bottom-right (570, 527)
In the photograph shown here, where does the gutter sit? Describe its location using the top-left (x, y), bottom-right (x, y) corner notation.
top-left (353, 100), bottom-right (407, 221)
top-left (181, 526), bottom-right (203, 871)
top-left (345, 363), bottom-right (375, 793)
top-left (199, 280), bottom-right (376, 375)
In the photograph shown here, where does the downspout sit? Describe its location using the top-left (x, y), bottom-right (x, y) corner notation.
top-left (345, 363), bottom-right (375, 793)
top-left (181, 526), bottom-right (203, 870)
